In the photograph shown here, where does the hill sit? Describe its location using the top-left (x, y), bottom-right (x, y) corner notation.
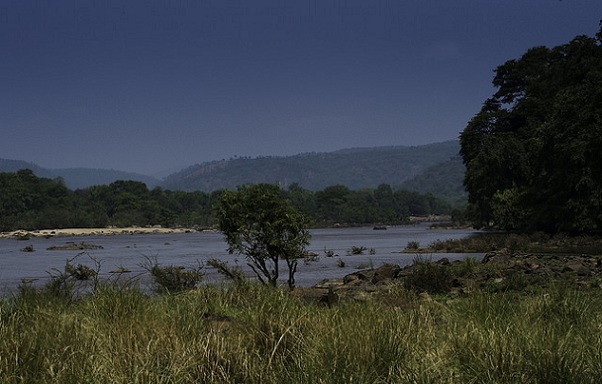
top-left (161, 141), bottom-right (464, 198)
top-left (0, 159), bottom-right (56, 179)
top-left (0, 159), bottom-right (160, 190)
top-left (400, 155), bottom-right (467, 204)
top-left (52, 168), bottom-right (160, 190)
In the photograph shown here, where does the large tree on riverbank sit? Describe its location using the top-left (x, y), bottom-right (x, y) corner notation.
top-left (460, 23), bottom-right (602, 233)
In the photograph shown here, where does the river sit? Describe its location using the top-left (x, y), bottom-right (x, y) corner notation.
top-left (0, 224), bottom-right (482, 295)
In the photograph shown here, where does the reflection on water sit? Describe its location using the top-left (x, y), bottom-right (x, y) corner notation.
top-left (0, 224), bottom-right (483, 294)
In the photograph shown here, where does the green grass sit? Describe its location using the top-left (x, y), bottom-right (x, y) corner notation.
top-left (2, 280), bottom-right (602, 383)
top-left (427, 232), bottom-right (602, 254)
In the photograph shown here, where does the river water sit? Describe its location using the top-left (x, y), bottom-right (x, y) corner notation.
top-left (0, 224), bottom-right (482, 295)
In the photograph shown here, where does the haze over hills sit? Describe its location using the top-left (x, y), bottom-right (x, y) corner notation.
top-left (0, 159), bottom-right (57, 179)
top-left (1, 140), bottom-right (466, 203)
top-left (0, 159), bottom-right (161, 190)
top-left (400, 155), bottom-right (466, 205)
top-left (162, 141), bottom-right (465, 200)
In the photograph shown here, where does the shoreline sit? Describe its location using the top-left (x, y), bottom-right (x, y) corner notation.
top-left (0, 227), bottom-right (202, 239)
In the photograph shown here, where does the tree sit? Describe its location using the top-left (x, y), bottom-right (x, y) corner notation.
top-left (460, 24), bottom-right (602, 233)
top-left (314, 184), bottom-right (351, 224)
top-left (217, 184), bottom-right (311, 289)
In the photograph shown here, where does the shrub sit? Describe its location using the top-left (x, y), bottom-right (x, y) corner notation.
top-left (142, 256), bottom-right (204, 293)
top-left (403, 256), bottom-right (452, 294)
top-left (348, 245), bottom-right (367, 255)
top-left (65, 263), bottom-right (98, 281)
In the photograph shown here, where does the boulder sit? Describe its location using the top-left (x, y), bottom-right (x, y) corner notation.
top-left (562, 261), bottom-right (591, 276)
top-left (371, 264), bottom-right (401, 284)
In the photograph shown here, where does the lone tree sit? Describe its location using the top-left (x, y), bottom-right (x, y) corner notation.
top-left (217, 183), bottom-right (311, 289)
top-left (460, 22), bottom-right (602, 233)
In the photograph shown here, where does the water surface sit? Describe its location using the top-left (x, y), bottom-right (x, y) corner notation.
top-left (0, 224), bottom-right (482, 294)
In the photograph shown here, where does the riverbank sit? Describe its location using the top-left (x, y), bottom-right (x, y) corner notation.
top-left (0, 226), bottom-right (200, 239)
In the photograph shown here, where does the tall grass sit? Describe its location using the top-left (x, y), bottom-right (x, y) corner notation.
top-left (447, 286), bottom-right (602, 383)
top-left (1, 281), bottom-right (602, 383)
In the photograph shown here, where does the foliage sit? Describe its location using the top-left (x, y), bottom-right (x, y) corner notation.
top-left (428, 232), bottom-right (602, 254)
top-left (460, 24), bottom-right (602, 233)
top-left (0, 169), bottom-right (454, 232)
top-left (405, 240), bottom-right (420, 251)
top-left (347, 245), bottom-right (368, 255)
top-left (17, 253), bottom-right (101, 302)
top-left (217, 184), bottom-right (311, 289)
top-left (65, 262), bottom-right (98, 281)
top-left (142, 256), bottom-right (204, 293)
top-left (207, 258), bottom-right (246, 283)
top-left (0, 169), bottom-right (72, 231)
top-left (403, 256), bottom-right (452, 294)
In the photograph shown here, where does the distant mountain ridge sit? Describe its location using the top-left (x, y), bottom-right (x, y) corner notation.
top-left (52, 168), bottom-right (161, 190)
top-left (0, 159), bottom-right (160, 190)
top-left (0, 159), bottom-right (56, 179)
top-left (1, 140), bottom-right (466, 203)
top-left (161, 141), bottom-right (465, 200)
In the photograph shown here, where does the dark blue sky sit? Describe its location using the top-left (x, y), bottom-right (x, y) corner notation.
top-left (2, 1), bottom-right (601, 175)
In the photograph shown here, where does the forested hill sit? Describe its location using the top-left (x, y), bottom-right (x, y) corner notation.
top-left (161, 140), bottom-right (462, 194)
top-left (0, 159), bottom-right (56, 179)
top-left (0, 159), bottom-right (160, 190)
top-left (401, 155), bottom-right (466, 205)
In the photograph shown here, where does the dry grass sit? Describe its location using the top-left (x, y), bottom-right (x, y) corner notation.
top-left (1, 280), bottom-right (602, 383)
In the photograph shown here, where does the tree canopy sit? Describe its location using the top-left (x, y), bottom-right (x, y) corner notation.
top-left (217, 184), bottom-right (311, 289)
top-left (460, 23), bottom-right (602, 233)
top-left (0, 170), bottom-right (453, 232)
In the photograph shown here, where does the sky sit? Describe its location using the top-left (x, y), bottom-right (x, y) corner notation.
top-left (2, 1), bottom-right (601, 176)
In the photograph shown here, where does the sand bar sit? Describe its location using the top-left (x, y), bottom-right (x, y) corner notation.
top-left (0, 227), bottom-right (200, 239)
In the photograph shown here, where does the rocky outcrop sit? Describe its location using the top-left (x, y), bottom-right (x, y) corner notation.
top-left (295, 250), bottom-right (602, 304)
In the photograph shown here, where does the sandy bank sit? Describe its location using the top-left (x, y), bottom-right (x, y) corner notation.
top-left (1, 227), bottom-right (202, 239)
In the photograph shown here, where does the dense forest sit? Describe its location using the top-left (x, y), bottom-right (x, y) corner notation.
top-left (0, 169), bottom-right (453, 232)
top-left (460, 23), bottom-right (602, 233)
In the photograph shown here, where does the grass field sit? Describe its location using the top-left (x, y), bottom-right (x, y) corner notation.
top-left (2, 276), bottom-right (602, 383)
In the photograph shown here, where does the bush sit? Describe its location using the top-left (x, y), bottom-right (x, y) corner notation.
top-left (65, 263), bottom-right (98, 281)
top-left (143, 256), bottom-right (204, 293)
top-left (347, 245), bottom-right (367, 255)
top-left (403, 256), bottom-right (452, 294)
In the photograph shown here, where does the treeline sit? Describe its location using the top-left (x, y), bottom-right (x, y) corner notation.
top-left (0, 169), bottom-right (453, 232)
